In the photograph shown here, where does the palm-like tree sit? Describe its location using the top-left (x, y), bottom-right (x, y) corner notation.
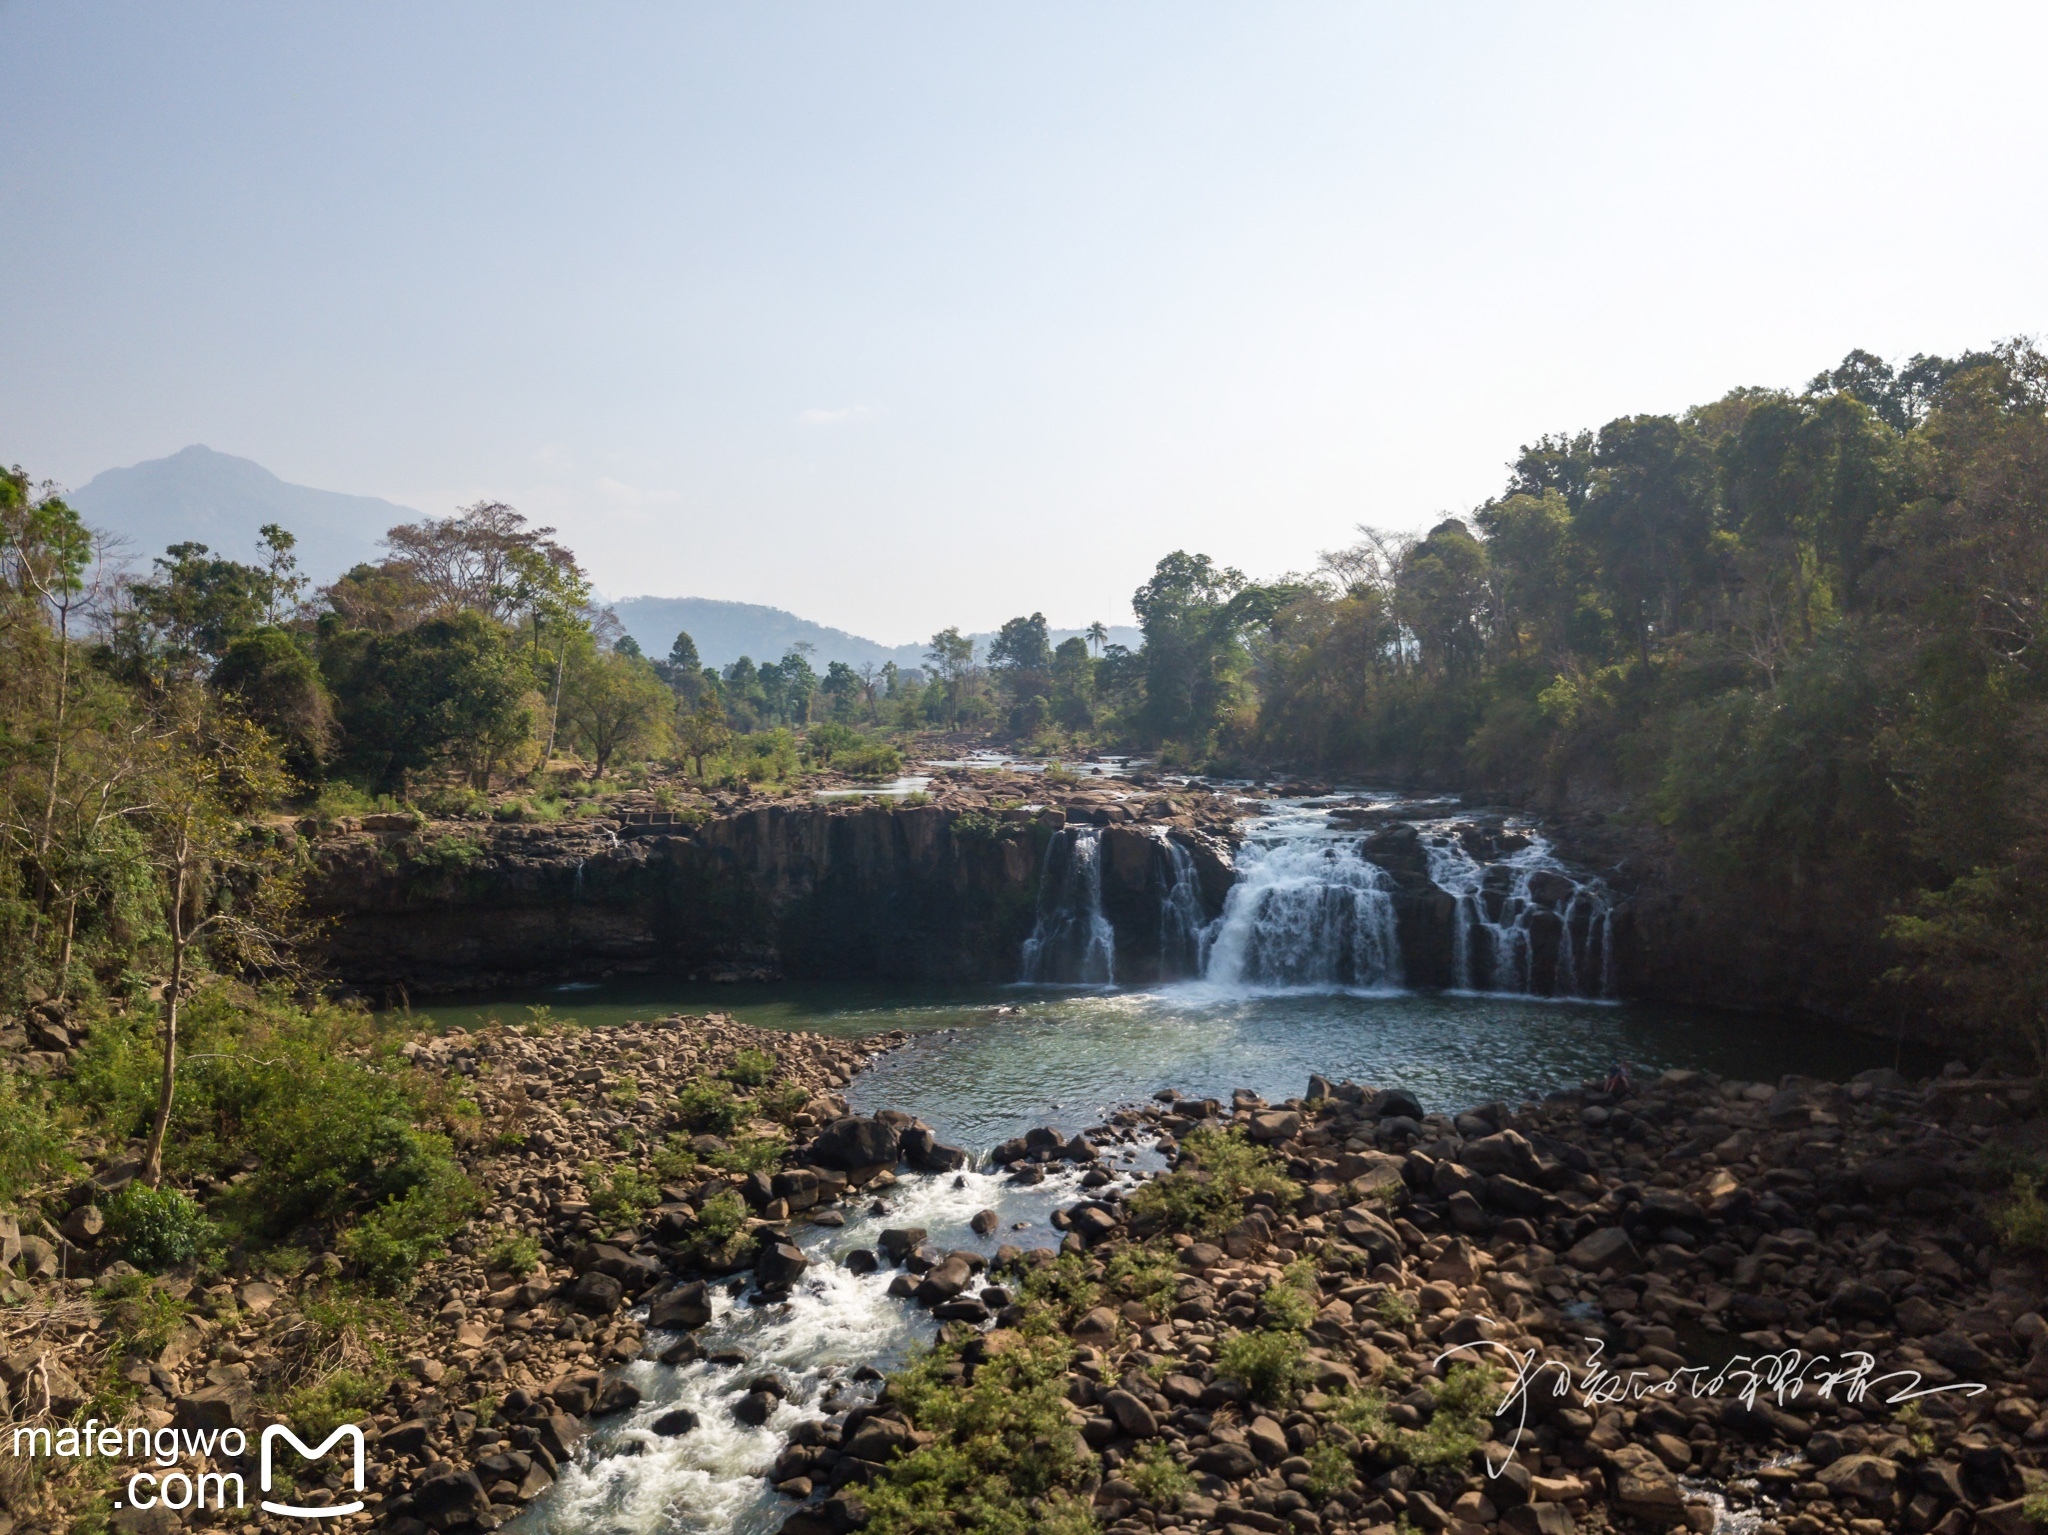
top-left (1085, 621), bottom-right (1108, 656)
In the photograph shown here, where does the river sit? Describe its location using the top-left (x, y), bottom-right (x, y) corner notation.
top-left (405, 793), bottom-right (1919, 1534)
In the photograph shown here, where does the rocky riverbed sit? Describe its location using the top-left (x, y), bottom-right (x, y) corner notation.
top-left (6, 1013), bottom-right (2045, 1535)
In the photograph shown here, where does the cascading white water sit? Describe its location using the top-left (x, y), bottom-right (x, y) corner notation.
top-left (1420, 824), bottom-right (1615, 998)
top-left (1019, 827), bottom-right (1115, 984)
top-left (1155, 831), bottom-right (1208, 977)
top-left (1201, 814), bottom-right (1403, 991)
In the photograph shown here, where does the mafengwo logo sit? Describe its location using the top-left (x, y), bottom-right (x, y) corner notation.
top-left (9, 1420), bottom-right (364, 1518)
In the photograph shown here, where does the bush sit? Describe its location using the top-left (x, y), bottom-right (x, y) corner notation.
top-left (1994, 1176), bottom-right (2048, 1253)
top-left (708, 1134), bottom-right (786, 1176)
top-left (1105, 1242), bottom-right (1179, 1315)
top-left (0, 1071), bottom-right (75, 1208)
top-left (1015, 1251), bottom-right (1102, 1329)
top-left (720, 1049), bottom-right (776, 1087)
top-left (1126, 1126), bottom-right (1299, 1238)
top-left (694, 1188), bottom-right (748, 1247)
top-left (337, 1165), bottom-right (479, 1293)
top-left (406, 833), bottom-right (484, 872)
top-left (836, 740), bottom-right (903, 779)
top-left (1216, 1329), bottom-right (1305, 1404)
top-left (756, 1081), bottom-right (812, 1127)
top-left (1303, 1438), bottom-right (1358, 1499)
top-left (279, 1368), bottom-right (387, 1442)
top-left (675, 1077), bottom-right (746, 1135)
top-left (415, 785), bottom-right (490, 819)
top-left (584, 1164), bottom-right (660, 1229)
top-left (104, 1184), bottom-right (218, 1272)
top-left (862, 1331), bottom-right (1097, 1535)
top-left (1122, 1441), bottom-right (1193, 1510)
top-left (65, 990), bottom-right (466, 1242)
top-left (651, 1136), bottom-right (700, 1183)
top-left (483, 1232), bottom-right (543, 1276)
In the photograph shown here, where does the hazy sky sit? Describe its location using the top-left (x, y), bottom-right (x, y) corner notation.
top-left (4, 4), bottom-right (2044, 642)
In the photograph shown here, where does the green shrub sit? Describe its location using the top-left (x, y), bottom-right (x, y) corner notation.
top-left (407, 833), bottom-right (484, 872)
top-left (651, 1136), bottom-right (700, 1183)
top-left (1216, 1329), bottom-right (1305, 1404)
top-left (675, 1077), bottom-right (746, 1135)
top-left (1374, 1288), bottom-right (1418, 1325)
top-left (1994, 1176), bottom-right (2048, 1253)
top-left (951, 809), bottom-right (1002, 843)
top-left (1015, 1251), bottom-right (1102, 1329)
top-left (708, 1134), bottom-right (786, 1176)
top-left (720, 1049), bottom-right (776, 1087)
top-left (65, 990), bottom-right (466, 1242)
top-left (104, 1185), bottom-right (219, 1272)
top-left (1122, 1441), bottom-right (1193, 1510)
top-left (279, 1368), bottom-right (386, 1442)
top-left (93, 1273), bottom-right (194, 1354)
top-left (0, 1071), bottom-right (75, 1208)
top-left (1105, 1242), bottom-right (1179, 1314)
top-left (694, 1188), bottom-right (748, 1247)
top-left (483, 1232), bottom-right (543, 1276)
top-left (584, 1164), bottom-right (660, 1229)
top-left (756, 1081), bottom-right (811, 1127)
top-left (837, 740), bottom-right (904, 779)
top-left (608, 1076), bottom-right (640, 1106)
top-left (337, 1165), bottom-right (479, 1293)
top-left (415, 786), bottom-right (491, 819)
top-left (1126, 1126), bottom-right (1300, 1238)
top-left (1323, 1365), bottom-right (1500, 1471)
top-left (1303, 1438), bottom-right (1358, 1499)
top-left (862, 1331), bottom-right (1097, 1535)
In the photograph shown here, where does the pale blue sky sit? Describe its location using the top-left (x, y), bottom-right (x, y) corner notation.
top-left (3, 3), bottom-right (2043, 641)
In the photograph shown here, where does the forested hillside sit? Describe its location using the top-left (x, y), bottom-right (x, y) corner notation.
top-left (2, 340), bottom-right (2043, 1058)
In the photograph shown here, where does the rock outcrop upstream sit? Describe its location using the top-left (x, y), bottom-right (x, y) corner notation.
top-left (300, 784), bottom-right (1632, 1003)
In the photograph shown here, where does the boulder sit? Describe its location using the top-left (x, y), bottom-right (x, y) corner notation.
top-left (757, 1241), bottom-right (810, 1289)
top-left (1333, 1205), bottom-right (1403, 1268)
top-left (411, 1464), bottom-right (489, 1519)
top-left (647, 1280), bottom-right (713, 1331)
top-left (1859, 1154), bottom-right (1943, 1198)
top-left (1070, 1306), bottom-right (1120, 1343)
top-left (1564, 1227), bottom-right (1640, 1275)
top-left (650, 1407), bottom-right (700, 1435)
top-left (877, 1228), bottom-right (927, 1262)
top-left (808, 1117), bottom-right (903, 1172)
top-left (1246, 1111), bottom-right (1302, 1143)
top-left (1501, 1504), bottom-right (1575, 1535)
top-left (174, 1379), bottom-right (253, 1432)
top-left (569, 1271), bottom-right (625, 1314)
top-left (843, 1414), bottom-right (914, 1463)
top-left (1369, 1087), bottom-right (1425, 1121)
top-left (1193, 1440), bottom-right (1260, 1479)
top-left (1816, 1453), bottom-right (1899, 1511)
top-left (1100, 1388), bottom-right (1158, 1439)
top-left (913, 1254), bottom-right (975, 1305)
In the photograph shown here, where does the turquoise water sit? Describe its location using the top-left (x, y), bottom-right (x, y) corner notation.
top-left (394, 978), bottom-right (1914, 1151)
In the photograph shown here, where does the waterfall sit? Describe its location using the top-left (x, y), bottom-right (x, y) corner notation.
top-left (1202, 822), bottom-right (1403, 991)
top-left (1015, 799), bottom-right (1615, 999)
top-left (1420, 826), bottom-right (1614, 998)
top-left (1019, 828), bottom-right (1116, 984)
top-left (1156, 832), bottom-right (1208, 977)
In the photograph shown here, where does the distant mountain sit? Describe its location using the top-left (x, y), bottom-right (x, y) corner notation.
top-left (68, 445), bottom-right (412, 583)
top-left (613, 595), bottom-right (1141, 672)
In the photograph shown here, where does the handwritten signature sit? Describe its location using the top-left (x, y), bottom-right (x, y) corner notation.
top-left (1431, 1338), bottom-right (1989, 1474)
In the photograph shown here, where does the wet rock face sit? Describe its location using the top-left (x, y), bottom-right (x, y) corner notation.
top-left (305, 788), bottom-right (1243, 995)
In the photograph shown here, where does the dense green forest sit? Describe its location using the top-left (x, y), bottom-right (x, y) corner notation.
top-left (1, 339), bottom-right (2043, 1059)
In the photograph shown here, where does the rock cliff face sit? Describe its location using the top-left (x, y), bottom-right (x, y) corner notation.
top-left (304, 799), bottom-right (1241, 997)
